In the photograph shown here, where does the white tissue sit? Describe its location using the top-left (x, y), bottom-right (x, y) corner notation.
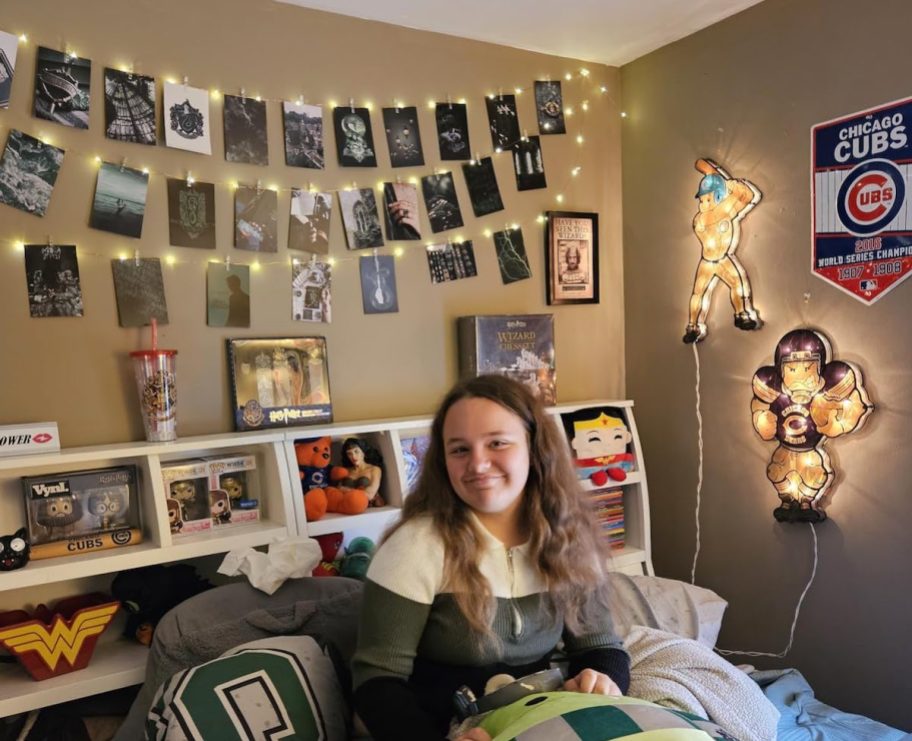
top-left (218, 537), bottom-right (322, 594)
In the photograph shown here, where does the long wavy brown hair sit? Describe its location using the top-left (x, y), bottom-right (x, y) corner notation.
top-left (385, 374), bottom-right (613, 640)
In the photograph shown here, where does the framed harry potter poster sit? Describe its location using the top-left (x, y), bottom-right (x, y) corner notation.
top-left (544, 211), bottom-right (599, 305)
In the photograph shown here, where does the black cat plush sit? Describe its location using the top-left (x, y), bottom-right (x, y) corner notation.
top-left (0, 528), bottom-right (30, 571)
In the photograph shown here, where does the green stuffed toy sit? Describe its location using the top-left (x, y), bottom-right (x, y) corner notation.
top-left (339, 537), bottom-right (375, 581)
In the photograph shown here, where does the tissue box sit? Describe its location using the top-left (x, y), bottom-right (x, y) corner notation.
top-left (205, 454), bottom-right (260, 527)
top-left (160, 460), bottom-right (212, 536)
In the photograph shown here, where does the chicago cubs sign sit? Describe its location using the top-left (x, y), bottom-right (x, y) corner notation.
top-left (812, 97), bottom-right (912, 303)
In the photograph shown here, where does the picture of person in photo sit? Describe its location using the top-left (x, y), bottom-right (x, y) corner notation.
top-left (559, 240), bottom-right (588, 285)
top-left (235, 185), bottom-right (278, 252)
top-left (89, 162), bottom-right (150, 239)
top-left (208, 263), bottom-right (252, 328)
top-left (289, 189), bottom-right (332, 253)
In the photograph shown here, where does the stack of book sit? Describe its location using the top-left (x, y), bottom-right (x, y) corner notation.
top-left (589, 489), bottom-right (625, 550)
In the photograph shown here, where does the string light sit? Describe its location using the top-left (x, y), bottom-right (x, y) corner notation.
top-left (165, 255), bottom-right (176, 266)
top-left (18, 34), bottom-right (27, 43)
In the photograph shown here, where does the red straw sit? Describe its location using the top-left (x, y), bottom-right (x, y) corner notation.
top-left (151, 317), bottom-right (158, 351)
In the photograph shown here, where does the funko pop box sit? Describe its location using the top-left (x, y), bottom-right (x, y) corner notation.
top-left (22, 465), bottom-right (143, 560)
top-left (160, 460), bottom-right (212, 536)
top-left (204, 453), bottom-right (260, 527)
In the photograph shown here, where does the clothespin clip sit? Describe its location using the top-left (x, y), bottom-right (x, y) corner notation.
top-left (310, 252), bottom-right (317, 266)
top-left (240, 87), bottom-right (246, 99)
top-left (296, 94), bottom-right (304, 106)
top-left (349, 97), bottom-right (355, 112)
top-left (182, 75), bottom-right (189, 86)
top-left (133, 249), bottom-right (141, 267)
top-left (498, 87), bottom-right (503, 101)
top-left (447, 94), bottom-right (452, 110)
top-left (186, 171), bottom-right (195, 187)
top-left (474, 152), bottom-right (481, 165)
top-left (521, 128), bottom-right (529, 142)
top-left (256, 179), bottom-right (262, 195)
top-left (394, 99), bottom-right (401, 113)
top-left (46, 235), bottom-right (52, 247)
top-left (120, 156), bottom-right (127, 173)
top-left (395, 175), bottom-right (402, 185)
top-left (224, 254), bottom-right (231, 270)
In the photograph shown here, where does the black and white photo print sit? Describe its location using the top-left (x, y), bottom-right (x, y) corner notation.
top-left (283, 102), bottom-right (324, 168)
top-left (534, 81), bottom-right (566, 135)
top-left (338, 188), bottom-right (384, 249)
top-left (426, 240), bottom-right (477, 284)
top-left (24, 244), bottom-right (83, 317)
top-left (289, 188), bottom-right (332, 253)
top-left (235, 185), bottom-right (278, 252)
top-left (486, 94), bottom-right (520, 150)
top-left (111, 257), bottom-right (169, 327)
top-left (513, 136), bottom-right (547, 191)
top-left (382, 106), bottom-right (424, 168)
top-left (207, 263), bottom-right (250, 327)
top-left (33, 47), bottom-right (91, 129)
top-left (0, 30), bottom-right (20, 109)
top-left (104, 68), bottom-right (156, 144)
top-left (292, 258), bottom-right (332, 323)
top-left (0, 129), bottom-right (65, 217)
top-left (359, 253), bottom-right (398, 314)
top-left (435, 102), bottom-right (471, 160)
top-left (164, 81), bottom-right (212, 155)
top-left (421, 172), bottom-right (464, 233)
top-left (224, 94), bottom-right (269, 165)
top-left (493, 227), bottom-right (532, 284)
top-left (333, 106), bottom-right (378, 167)
top-left (90, 162), bottom-right (150, 238)
top-left (167, 177), bottom-right (216, 248)
top-left (462, 157), bottom-right (504, 217)
top-left (383, 182), bottom-right (421, 241)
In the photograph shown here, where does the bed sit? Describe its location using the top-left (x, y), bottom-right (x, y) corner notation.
top-left (107, 570), bottom-right (906, 741)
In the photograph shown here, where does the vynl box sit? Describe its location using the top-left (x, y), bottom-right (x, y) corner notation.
top-left (457, 314), bottom-right (556, 404)
top-left (160, 460), bottom-right (212, 536)
top-left (205, 454), bottom-right (260, 527)
top-left (22, 465), bottom-right (143, 561)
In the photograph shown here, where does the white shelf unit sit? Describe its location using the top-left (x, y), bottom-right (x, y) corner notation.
top-left (0, 400), bottom-right (652, 718)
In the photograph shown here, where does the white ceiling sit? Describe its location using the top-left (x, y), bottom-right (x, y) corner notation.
top-left (274, 0), bottom-right (764, 66)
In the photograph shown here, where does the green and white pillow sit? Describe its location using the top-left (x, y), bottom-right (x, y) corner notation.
top-left (146, 635), bottom-right (349, 740)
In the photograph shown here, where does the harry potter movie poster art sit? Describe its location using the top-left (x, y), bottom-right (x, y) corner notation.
top-left (207, 263), bottom-right (250, 328)
top-left (111, 257), bottom-right (168, 327)
top-left (104, 68), bottom-right (156, 145)
top-left (24, 244), bottom-right (84, 318)
top-left (534, 80), bottom-right (566, 135)
top-left (90, 162), bottom-right (150, 239)
top-left (163, 81), bottom-right (212, 155)
top-left (338, 188), bottom-right (384, 249)
top-left (289, 188), bottom-right (332, 253)
top-left (382, 106), bottom-right (424, 168)
top-left (426, 240), bottom-right (477, 284)
top-left (227, 337), bottom-right (332, 431)
top-left (421, 172), bottom-right (464, 233)
top-left (333, 106), bottom-right (378, 167)
top-left (436, 102), bottom-right (471, 160)
top-left (359, 253), bottom-right (398, 314)
top-left (0, 129), bottom-right (64, 217)
top-left (462, 157), bottom-right (504, 217)
top-left (292, 258), bottom-right (332, 323)
top-left (0, 30), bottom-right (20, 109)
top-left (167, 177), bottom-right (216, 248)
top-left (283, 102), bottom-right (324, 168)
top-left (224, 94), bottom-right (269, 166)
top-left (493, 228), bottom-right (532, 285)
top-left (235, 185), bottom-right (278, 252)
top-left (486, 94), bottom-right (520, 150)
top-left (33, 47), bottom-right (91, 129)
top-left (513, 136), bottom-right (547, 191)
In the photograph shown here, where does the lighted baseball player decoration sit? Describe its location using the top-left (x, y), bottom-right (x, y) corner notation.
top-left (566, 411), bottom-right (635, 486)
top-left (684, 158), bottom-right (763, 344)
top-left (751, 328), bottom-right (873, 522)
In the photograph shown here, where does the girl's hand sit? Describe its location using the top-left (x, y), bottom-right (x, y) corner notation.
top-left (563, 668), bottom-right (622, 696)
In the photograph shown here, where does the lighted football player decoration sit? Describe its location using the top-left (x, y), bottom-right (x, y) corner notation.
top-left (568, 412), bottom-right (635, 486)
top-left (751, 328), bottom-right (873, 522)
top-left (684, 158), bottom-right (762, 344)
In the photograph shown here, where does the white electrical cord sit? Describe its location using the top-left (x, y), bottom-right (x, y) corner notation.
top-left (716, 523), bottom-right (819, 658)
top-left (690, 342), bottom-right (820, 659)
top-left (690, 342), bottom-right (704, 585)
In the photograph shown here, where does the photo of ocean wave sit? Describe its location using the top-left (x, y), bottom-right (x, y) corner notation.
top-left (0, 129), bottom-right (65, 217)
top-left (90, 162), bottom-right (149, 238)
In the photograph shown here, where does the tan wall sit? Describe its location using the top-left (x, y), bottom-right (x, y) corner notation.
top-left (622, 0), bottom-right (912, 729)
top-left (0, 0), bottom-right (624, 446)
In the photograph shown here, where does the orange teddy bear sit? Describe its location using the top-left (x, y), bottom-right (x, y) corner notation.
top-left (295, 436), bottom-right (369, 521)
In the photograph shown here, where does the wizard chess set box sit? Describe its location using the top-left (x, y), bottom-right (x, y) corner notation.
top-left (22, 465), bottom-right (143, 560)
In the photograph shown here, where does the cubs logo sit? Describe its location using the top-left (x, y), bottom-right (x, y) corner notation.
top-left (111, 529), bottom-right (132, 545)
top-left (837, 158), bottom-right (906, 236)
